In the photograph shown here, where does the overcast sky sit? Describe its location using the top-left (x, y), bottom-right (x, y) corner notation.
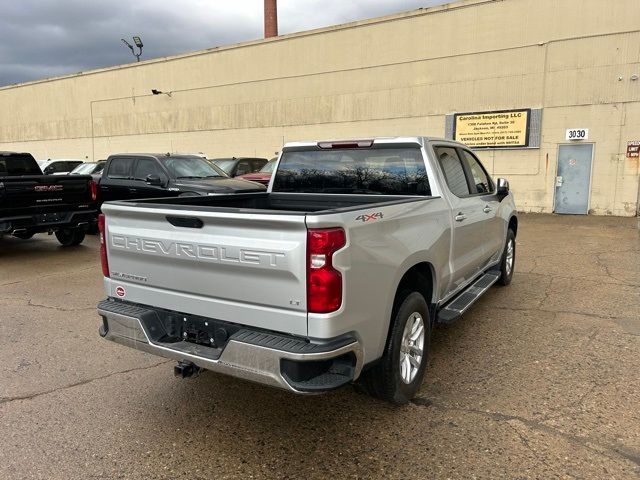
top-left (0, 0), bottom-right (448, 87)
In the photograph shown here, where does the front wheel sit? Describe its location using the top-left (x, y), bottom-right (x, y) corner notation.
top-left (357, 291), bottom-right (431, 405)
top-left (498, 229), bottom-right (516, 286)
top-left (55, 228), bottom-right (85, 246)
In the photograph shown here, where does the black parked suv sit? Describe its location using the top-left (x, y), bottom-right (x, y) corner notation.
top-left (98, 153), bottom-right (265, 205)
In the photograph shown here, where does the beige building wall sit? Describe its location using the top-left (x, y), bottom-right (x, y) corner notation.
top-left (0, 0), bottom-right (639, 215)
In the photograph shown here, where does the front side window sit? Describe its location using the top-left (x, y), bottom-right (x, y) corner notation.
top-left (434, 147), bottom-right (470, 197)
top-left (461, 150), bottom-right (493, 194)
top-left (272, 147), bottom-right (431, 196)
top-left (251, 159), bottom-right (268, 172)
top-left (52, 162), bottom-right (70, 173)
top-left (133, 158), bottom-right (163, 180)
top-left (236, 160), bottom-right (251, 176)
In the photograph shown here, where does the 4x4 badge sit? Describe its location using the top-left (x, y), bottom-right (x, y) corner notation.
top-left (356, 212), bottom-right (383, 222)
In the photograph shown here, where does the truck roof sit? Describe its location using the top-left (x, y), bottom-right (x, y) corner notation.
top-left (106, 153), bottom-right (205, 160)
top-left (282, 136), bottom-right (464, 149)
top-left (0, 151), bottom-right (33, 156)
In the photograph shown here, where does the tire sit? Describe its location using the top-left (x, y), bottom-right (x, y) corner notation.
top-left (358, 291), bottom-right (431, 405)
top-left (55, 228), bottom-right (85, 246)
top-left (13, 231), bottom-right (34, 240)
top-left (498, 229), bottom-right (516, 286)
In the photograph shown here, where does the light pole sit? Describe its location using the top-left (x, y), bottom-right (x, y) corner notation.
top-left (121, 36), bottom-right (143, 62)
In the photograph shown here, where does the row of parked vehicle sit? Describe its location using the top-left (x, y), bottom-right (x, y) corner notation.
top-left (0, 151), bottom-right (277, 246)
top-left (36, 155), bottom-right (277, 182)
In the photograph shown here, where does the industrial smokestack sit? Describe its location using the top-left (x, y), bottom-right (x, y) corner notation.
top-left (264, 0), bottom-right (278, 38)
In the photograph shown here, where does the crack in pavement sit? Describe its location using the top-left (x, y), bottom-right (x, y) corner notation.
top-left (0, 265), bottom-right (97, 288)
top-left (412, 398), bottom-right (640, 468)
top-left (27, 299), bottom-right (97, 312)
top-left (0, 360), bottom-right (171, 406)
top-left (491, 305), bottom-right (639, 324)
top-left (505, 420), bottom-right (556, 472)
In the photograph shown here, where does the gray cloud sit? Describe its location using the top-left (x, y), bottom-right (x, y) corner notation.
top-left (0, 0), bottom-right (446, 87)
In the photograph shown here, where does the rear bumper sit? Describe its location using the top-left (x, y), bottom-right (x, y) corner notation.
top-left (97, 299), bottom-right (363, 393)
top-left (0, 209), bottom-right (97, 235)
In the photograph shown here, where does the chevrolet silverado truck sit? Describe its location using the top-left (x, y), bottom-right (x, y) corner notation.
top-left (97, 137), bottom-right (517, 404)
top-left (1, 151), bottom-right (97, 245)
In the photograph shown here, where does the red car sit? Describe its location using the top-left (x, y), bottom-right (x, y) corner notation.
top-left (236, 158), bottom-right (277, 185)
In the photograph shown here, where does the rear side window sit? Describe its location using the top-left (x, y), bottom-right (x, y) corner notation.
top-left (272, 148), bottom-right (431, 196)
top-left (460, 150), bottom-right (493, 194)
top-left (0, 154), bottom-right (41, 176)
top-left (434, 147), bottom-right (470, 197)
top-left (107, 158), bottom-right (131, 179)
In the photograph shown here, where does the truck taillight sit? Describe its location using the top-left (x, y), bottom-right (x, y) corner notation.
top-left (89, 180), bottom-right (98, 202)
top-left (98, 214), bottom-right (109, 278)
top-left (307, 228), bottom-right (346, 313)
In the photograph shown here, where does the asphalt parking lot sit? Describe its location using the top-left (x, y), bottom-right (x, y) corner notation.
top-left (1, 213), bottom-right (639, 479)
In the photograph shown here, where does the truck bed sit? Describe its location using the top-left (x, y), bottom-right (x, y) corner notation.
top-left (111, 192), bottom-right (429, 214)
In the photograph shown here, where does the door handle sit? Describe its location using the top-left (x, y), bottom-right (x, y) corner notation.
top-left (128, 188), bottom-right (137, 193)
top-left (483, 205), bottom-right (493, 213)
top-left (455, 213), bottom-right (467, 222)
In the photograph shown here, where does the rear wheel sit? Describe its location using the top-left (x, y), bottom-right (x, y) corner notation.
top-left (498, 229), bottom-right (516, 286)
top-left (358, 291), bottom-right (431, 405)
top-left (55, 228), bottom-right (85, 246)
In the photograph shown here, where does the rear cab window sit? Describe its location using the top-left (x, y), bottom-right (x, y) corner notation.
top-left (0, 154), bottom-right (42, 176)
top-left (272, 147), bottom-right (431, 196)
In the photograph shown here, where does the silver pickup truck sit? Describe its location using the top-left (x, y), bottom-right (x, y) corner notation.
top-left (97, 137), bottom-right (517, 404)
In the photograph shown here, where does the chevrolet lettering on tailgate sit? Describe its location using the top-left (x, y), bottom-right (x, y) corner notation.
top-left (111, 234), bottom-right (286, 267)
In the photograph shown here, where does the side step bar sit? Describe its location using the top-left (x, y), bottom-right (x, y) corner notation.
top-left (437, 271), bottom-right (500, 324)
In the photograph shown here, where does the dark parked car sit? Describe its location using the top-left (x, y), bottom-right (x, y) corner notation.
top-left (0, 151), bottom-right (97, 245)
top-left (211, 157), bottom-right (268, 177)
top-left (235, 158), bottom-right (277, 185)
top-left (98, 153), bottom-right (265, 205)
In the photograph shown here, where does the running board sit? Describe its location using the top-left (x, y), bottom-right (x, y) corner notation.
top-left (437, 271), bottom-right (500, 324)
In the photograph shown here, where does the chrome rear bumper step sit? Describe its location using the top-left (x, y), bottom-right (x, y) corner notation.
top-left (97, 299), bottom-right (363, 393)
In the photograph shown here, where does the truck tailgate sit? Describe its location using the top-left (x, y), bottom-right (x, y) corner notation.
top-left (102, 203), bottom-right (309, 336)
top-left (0, 175), bottom-right (92, 213)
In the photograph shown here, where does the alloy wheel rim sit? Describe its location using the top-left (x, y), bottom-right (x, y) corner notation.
top-left (399, 312), bottom-right (425, 384)
top-left (506, 239), bottom-right (514, 276)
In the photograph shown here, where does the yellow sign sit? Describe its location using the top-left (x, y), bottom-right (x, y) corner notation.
top-left (454, 109), bottom-right (531, 148)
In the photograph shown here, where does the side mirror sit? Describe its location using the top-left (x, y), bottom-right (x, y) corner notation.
top-left (497, 178), bottom-right (510, 196)
top-left (44, 166), bottom-right (53, 175)
top-left (146, 174), bottom-right (164, 186)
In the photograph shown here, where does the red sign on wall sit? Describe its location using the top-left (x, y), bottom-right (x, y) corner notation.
top-left (627, 141), bottom-right (640, 158)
